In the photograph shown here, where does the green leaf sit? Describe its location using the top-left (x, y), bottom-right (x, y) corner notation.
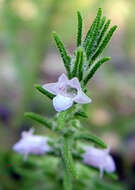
top-left (52, 32), bottom-right (71, 76)
top-left (74, 111), bottom-right (88, 118)
top-left (96, 19), bottom-right (111, 48)
top-left (99, 16), bottom-right (106, 30)
top-left (62, 137), bottom-right (78, 179)
top-left (83, 8), bottom-right (101, 49)
top-left (35, 84), bottom-right (55, 99)
top-left (78, 49), bottom-right (84, 81)
top-left (89, 16), bottom-right (106, 57)
top-left (92, 25), bottom-right (117, 61)
top-left (84, 57), bottom-right (110, 85)
top-left (72, 50), bottom-right (80, 77)
top-left (74, 133), bottom-right (107, 148)
top-left (86, 8), bottom-right (102, 59)
top-left (25, 112), bottom-right (53, 130)
top-left (72, 47), bottom-right (83, 80)
top-left (77, 11), bottom-right (83, 47)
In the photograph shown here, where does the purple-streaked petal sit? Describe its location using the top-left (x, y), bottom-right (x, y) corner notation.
top-left (74, 91), bottom-right (91, 104)
top-left (42, 83), bottom-right (58, 95)
top-left (58, 73), bottom-right (68, 83)
top-left (53, 94), bottom-right (73, 112)
top-left (69, 77), bottom-right (81, 90)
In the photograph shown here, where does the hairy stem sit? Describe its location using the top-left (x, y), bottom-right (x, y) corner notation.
top-left (63, 164), bottom-right (73, 190)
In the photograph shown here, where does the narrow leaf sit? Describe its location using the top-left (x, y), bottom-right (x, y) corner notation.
top-left (53, 32), bottom-right (71, 75)
top-left (74, 111), bottom-right (88, 118)
top-left (97, 19), bottom-right (111, 47)
top-left (72, 47), bottom-right (83, 80)
top-left (77, 11), bottom-right (83, 47)
top-left (92, 25), bottom-right (117, 61)
top-left (35, 84), bottom-right (55, 99)
top-left (25, 112), bottom-right (53, 130)
top-left (86, 8), bottom-right (102, 58)
top-left (74, 133), bottom-right (107, 149)
top-left (62, 137), bottom-right (77, 178)
top-left (83, 8), bottom-right (102, 49)
top-left (99, 16), bottom-right (106, 30)
top-left (89, 16), bottom-right (106, 56)
top-left (78, 49), bottom-right (83, 81)
top-left (72, 51), bottom-right (80, 77)
top-left (84, 57), bottom-right (110, 85)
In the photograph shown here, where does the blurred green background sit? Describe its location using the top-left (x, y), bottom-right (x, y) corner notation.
top-left (0, 0), bottom-right (135, 189)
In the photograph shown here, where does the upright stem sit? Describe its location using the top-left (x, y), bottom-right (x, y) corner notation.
top-left (63, 164), bottom-right (73, 190)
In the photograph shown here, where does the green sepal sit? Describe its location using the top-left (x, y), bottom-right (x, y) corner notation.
top-left (74, 133), bottom-right (107, 149)
top-left (25, 112), bottom-right (53, 130)
top-left (92, 25), bottom-right (117, 61)
top-left (77, 11), bottom-right (83, 47)
top-left (35, 84), bottom-right (55, 99)
top-left (52, 32), bottom-right (71, 76)
top-left (62, 137), bottom-right (78, 179)
top-left (84, 57), bottom-right (110, 85)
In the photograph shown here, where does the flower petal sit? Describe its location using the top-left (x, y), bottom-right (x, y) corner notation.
top-left (104, 155), bottom-right (116, 173)
top-left (22, 128), bottom-right (34, 138)
top-left (69, 77), bottom-right (81, 90)
top-left (58, 73), bottom-right (68, 83)
top-left (53, 94), bottom-right (73, 112)
top-left (74, 91), bottom-right (91, 104)
top-left (42, 83), bottom-right (58, 95)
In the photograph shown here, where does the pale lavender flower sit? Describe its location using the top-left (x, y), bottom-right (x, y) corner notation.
top-left (13, 128), bottom-right (51, 159)
top-left (82, 146), bottom-right (116, 178)
top-left (43, 73), bottom-right (91, 112)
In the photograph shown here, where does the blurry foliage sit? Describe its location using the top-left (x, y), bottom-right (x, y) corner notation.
top-left (0, 151), bottom-right (123, 190)
top-left (0, 0), bottom-right (135, 189)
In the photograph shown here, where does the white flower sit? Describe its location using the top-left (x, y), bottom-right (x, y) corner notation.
top-left (82, 146), bottom-right (116, 178)
top-left (43, 73), bottom-right (91, 112)
top-left (13, 128), bottom-right (51, 159)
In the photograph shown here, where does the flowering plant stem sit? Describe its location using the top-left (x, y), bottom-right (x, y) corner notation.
top-left (63, 163), bottom-right (73, 190)
top-left (22, 8), bottom-right (118, 189)
top-left (58, 110), bottom-right (76, 189)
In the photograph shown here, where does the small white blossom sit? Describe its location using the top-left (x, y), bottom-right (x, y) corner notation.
top-left (43, 73), bottom-right (91, 112)
top-left (13, 128), bottom-right (51, 159)
top-left (82, 146), bottom-right (116, 178)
